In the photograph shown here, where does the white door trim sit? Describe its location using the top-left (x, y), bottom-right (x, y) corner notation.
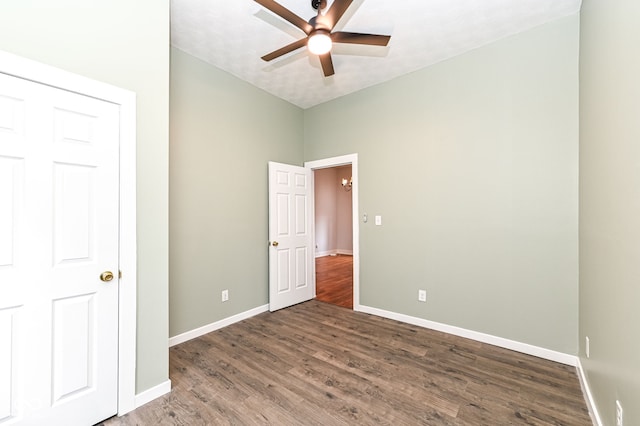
top-left (304, 154), bottom-right (360, 311)
top-left (0, 50), bottom-right (137, 415)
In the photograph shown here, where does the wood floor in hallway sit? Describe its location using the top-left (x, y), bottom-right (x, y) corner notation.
top-left (315, 254), bottom-right (353, 309)
top-left (102, 300), bottom-right (591, 425)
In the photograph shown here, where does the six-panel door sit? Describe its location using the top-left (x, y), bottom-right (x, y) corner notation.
top-left (268, 162), bottom-right (314, 312)
top-left (0, 72), bottom-right (119, 425)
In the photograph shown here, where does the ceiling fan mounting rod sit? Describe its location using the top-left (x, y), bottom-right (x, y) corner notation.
top-left (311, 0), bottom-right (326, 10)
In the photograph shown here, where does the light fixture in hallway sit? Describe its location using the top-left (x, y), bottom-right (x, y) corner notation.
top-left (341, 177), bottom-right (352, 192)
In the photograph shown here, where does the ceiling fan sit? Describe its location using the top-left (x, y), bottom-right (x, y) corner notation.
top-left (254, 0), bottom-right (391, 77)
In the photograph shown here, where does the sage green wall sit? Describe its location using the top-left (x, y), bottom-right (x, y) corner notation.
top-left (169, 48), bottom-right (303, 336)
top-left (304, 16), bottom-right (579, 354)
top-left (580, 1), bottom-right (640, 424)
top-left (0, 1), bottom-right (170, 393)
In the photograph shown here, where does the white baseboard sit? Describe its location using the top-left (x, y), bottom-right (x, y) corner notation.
top-left (315, 250), bottom-right (353, 258)
top-left (576, 359), bottom-right (602, 426)
top-left (134, 380), bottom-right (171, 410)
top-left (169, 304), bottom-right (269, 347)
top-left (357, 304), bottom-right (577, 366)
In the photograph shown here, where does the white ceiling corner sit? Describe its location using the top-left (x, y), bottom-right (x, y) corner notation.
top-left (170, 0), bottom-right (581, 109)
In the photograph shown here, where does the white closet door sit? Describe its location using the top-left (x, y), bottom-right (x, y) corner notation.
top-left (0, 71), bottom-right (119, 425)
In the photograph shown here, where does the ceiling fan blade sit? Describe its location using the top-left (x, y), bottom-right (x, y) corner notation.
top-left (261, 38), bottom-right (308, 61)
top-left (320, 0), bottom-right (353, 30)
top-left (254, 0), bottom-right (314, 34)
top-left (319, 53), bottom-right (335, 77)
top-left (332, 31), bottom-right (391, 46)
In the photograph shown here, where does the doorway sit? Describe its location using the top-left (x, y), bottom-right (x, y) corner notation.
top-left (305, 154), bottom-right (360, 311)
top-left (313, 165), bottom-right (354, 308)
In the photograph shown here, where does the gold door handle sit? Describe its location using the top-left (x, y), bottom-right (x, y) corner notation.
top-left (100, 271), bottom-right (114, 282)
top-left (272, 241), bottom-right (279, 247)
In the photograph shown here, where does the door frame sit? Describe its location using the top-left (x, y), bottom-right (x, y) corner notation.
top-left (0, 50), bottom-right (137, 415)
top-left (305, 154), bottom-right (360, 310)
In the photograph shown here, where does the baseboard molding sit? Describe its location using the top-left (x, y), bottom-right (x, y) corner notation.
top-left (576, 359), bottom-right (603, 426)
top-left (315, 250), bottom-right (353, 258)
top-left (134, 379), bottom-right (171, 410)
top-left (357, 304), bottom-right (577, 366)
top-left (169, 304), bottom-right (269, 347)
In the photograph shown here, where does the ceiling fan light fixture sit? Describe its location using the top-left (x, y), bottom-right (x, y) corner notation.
top-left (307, 30), bottom-right (332, 55)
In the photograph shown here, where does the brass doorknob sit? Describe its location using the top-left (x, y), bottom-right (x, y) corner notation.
top-left (100, 271), bottom-right (114, 282)
top-left (272, 241), bottom-right (279, 247)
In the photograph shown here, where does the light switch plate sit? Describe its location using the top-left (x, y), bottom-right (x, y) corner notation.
top-left (375, 215), bottom-right (382, 226)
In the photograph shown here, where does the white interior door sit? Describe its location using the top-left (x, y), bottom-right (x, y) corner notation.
top-left (0, 71), bottom-right (119, 425)
top-left (268, 162), bottom-right (314, 311)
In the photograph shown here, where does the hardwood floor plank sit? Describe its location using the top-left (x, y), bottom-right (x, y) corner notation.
top-left (207, 328), bottom-right (355, 425)
top-left (315, 255), bottom-right (353, 309)
top-left (102, 301), bottom-right (591, 426)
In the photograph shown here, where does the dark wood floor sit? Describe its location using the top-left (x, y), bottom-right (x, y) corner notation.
top-left (102, 301), bottom-right (591, 425)
top-left (315, 254), bottom-right (353, 309)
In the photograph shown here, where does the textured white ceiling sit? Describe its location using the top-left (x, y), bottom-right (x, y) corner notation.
top-left (171, 0), bottom-right (581, 109)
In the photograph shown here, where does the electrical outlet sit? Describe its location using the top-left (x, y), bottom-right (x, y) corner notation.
top-left (418, 290), bottom-right (427, 302)
top-left (221, 289), bottom-right (229, 302)
top-left (585, 336), bottom-right (590, 359)
top-left (616, 400), bottom-right (623, 426)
